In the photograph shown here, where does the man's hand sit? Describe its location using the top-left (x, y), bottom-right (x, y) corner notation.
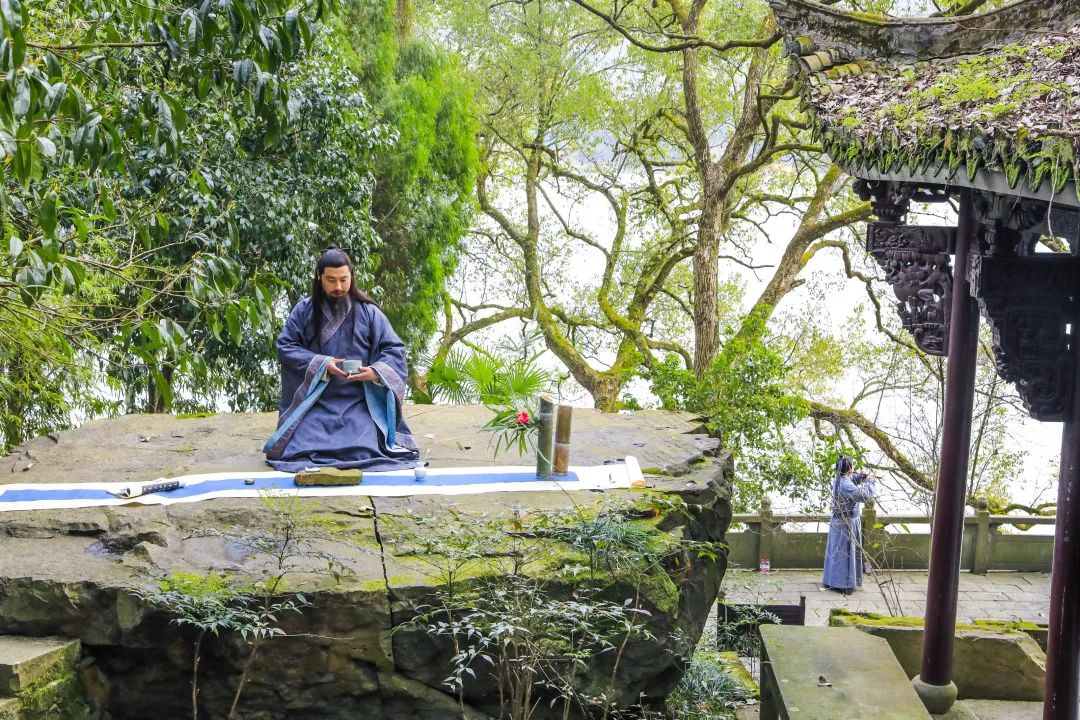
top-left (345, 367), bottom-right (378, 383)
top-left (326, 358), bottom-right (349, 379)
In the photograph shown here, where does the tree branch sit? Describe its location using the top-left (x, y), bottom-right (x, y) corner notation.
top-left (568, 0), bottom-right (781, 54)
top-left (806, 400), bottom-right (934, 495)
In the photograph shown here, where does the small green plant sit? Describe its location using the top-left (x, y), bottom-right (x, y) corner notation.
top-left (134, 572), bottom-right (254, 720)
top-left (664, 654), bottom-right (747, 720)
top-left (136, 492), bottom-right (359, 720)
top-left (482, 395), bottom-right (542, 457)
top-left (415, 342), bottom-right (554, 458)
top-left (389, 502), bottom-right (724, 719)
top-left (542, 513), bottom-right (657, 576)
top-left (417, 346), bottom-right (551, 406)
top-left (429, 574), bottom-right (653, 720)
top-left (715, 603), bottom-right (780, 659)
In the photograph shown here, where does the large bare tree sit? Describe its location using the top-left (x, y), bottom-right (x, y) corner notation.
top-left (418, 0), bottom-right (870, 409)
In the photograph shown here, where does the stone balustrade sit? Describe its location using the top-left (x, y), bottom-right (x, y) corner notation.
top-left (727, 498), bottom-right (1055, 574)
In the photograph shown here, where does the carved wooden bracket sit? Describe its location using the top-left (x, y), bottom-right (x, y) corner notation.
top-left (867, 222), bottom-right (956, 356)
top-left (855, 181), bottom-right (1080, 421)
top-left (969, 254), bottom-right (1079, 422)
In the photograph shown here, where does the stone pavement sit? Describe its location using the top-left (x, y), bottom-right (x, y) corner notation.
top-left (721, 568), bottom-right (1052, 626)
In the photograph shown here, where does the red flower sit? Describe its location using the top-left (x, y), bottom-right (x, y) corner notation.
top-left (516, 411), bottom-right (530, 425)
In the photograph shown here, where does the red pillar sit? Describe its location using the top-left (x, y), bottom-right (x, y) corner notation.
top-left (913, 189), bottom-right (980, 712)
top-left (1043, 331), bottom-right (1080, 720)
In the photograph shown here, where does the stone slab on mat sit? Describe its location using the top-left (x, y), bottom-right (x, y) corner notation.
top-left (758, 625), bottom-right (931, 720)
top-left (830, 613), bottom-right (1046, 702)
top-left (954, 700), bottom-right (1043, 720)
top-left (0, 636), bottom-right (80, 693)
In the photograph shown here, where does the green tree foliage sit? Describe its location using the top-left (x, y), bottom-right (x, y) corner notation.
top-left (372, 43), bottom-right (477, 354)
top-left (0, 0), bottom-right (336, 447)
top-left (649, 334), bottom-right (809, 510)
top-left (0, 0), bottom-right (477, 450)
top-left (341, 0), bottom-right (478, 356)
top-left (103, 26), bottom-right (389, 414)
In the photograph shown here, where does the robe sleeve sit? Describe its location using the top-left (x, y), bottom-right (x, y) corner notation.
top-left (263, 298), bottom-right (338, 459)
top-left (364, 305), bottom-right (409, 393)
top-left (363, 304), bottom-right (419, 454)
top-left (276, 299), bottom-right (333, 410)
top-left (837, 475), bottom-right (874, 503)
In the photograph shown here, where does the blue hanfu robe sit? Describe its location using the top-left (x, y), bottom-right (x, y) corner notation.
top-left (263, 296), bottom-right (419, 472)
top-left (822, 467), bottom-right (875, 590)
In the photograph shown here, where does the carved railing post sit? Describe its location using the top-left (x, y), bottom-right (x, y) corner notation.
top-left (973, 498), bottom-right (991, 575)
top-left (759, 496), bottom-right (775, 571)
top-left (861, 498), bottom-right (882, 566)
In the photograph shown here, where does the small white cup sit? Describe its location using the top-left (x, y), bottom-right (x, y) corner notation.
top-left (341, 359), bottom-right (364, 374)
top-left (414, 466), bottom-right (427, 482)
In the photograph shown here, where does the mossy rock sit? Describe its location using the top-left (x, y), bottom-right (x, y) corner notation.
top-left (716, 650), bottom-right (758, 698)
top-left (0, 638), bottom-right (81, 694)
top-left (15, 668), bottom-right (89, 720)
top-left (973, 618), bottom-right (1048, 651)
top-left (0, 407), bottom-right (733, 719)
top-left (829, 609), bottom-right (1046, 702)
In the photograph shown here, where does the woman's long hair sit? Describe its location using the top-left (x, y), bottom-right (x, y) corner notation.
top-left (311, 246), bottom-right (378, 345)
top-left (836, 456), bottom-right (853, 476)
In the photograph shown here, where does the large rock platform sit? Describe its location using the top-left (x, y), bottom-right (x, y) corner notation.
top-left (0, 406), bottom-right (732, 720)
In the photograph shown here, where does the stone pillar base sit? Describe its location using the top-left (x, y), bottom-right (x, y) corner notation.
top-left (911, 675), bottom-right (958, 714)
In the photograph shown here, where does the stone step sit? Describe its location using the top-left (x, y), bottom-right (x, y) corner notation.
top-left (955, 699), bottom-right (1042, 720)
top-left (0, 696), bottom-right (17, 720)
top-left (0, 636), bottom-right (80, 695)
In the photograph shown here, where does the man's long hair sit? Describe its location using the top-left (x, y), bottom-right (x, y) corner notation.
top-left (311, 247), bottom-right (378, 344)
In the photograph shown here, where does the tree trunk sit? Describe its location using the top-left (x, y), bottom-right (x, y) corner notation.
top-left (395, 0), bottom-right (413, 41)
top-left (721, 168), bottom-right (868, 370)
top-left (147, 363), bottom-right (175, 413)
top-left (587, 375), bottom-right (623, 413)
top-left (692, 199), bottom-right (722, 376)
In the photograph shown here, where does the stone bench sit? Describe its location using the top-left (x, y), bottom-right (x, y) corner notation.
top-left (829, 611), bottom-right (1047, 702)
top-left (759, 625), bottom-right (931, 720)
top-left (0, 636), bottom-right (84, 720)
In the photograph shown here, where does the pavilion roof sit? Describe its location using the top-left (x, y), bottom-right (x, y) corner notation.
top-left (770, 0), bottom-right (1080, 201)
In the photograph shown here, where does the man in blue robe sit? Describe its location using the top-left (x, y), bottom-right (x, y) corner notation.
top-left (263, 247), bottom-right (419, 472)
top-left (822, 456), bottom-right (875, 594)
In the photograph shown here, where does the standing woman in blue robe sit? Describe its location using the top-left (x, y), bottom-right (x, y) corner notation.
top-left (822, 456), bottom-right (875, 594)
top-left (263, 247), bottom-right (419, 472)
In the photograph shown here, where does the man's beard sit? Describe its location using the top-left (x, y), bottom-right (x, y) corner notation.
top-left (327, 293), bottom-right (351, 319)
